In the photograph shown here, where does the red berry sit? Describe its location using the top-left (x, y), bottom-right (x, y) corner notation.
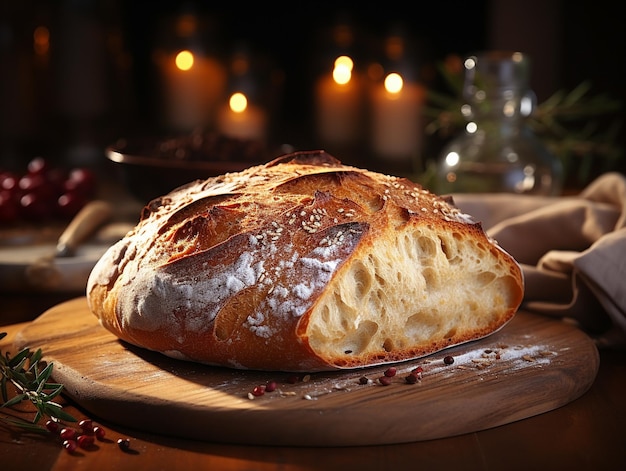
top-left (18, 173), bottom-right (46, 192)
top-left (45, 419), bottom-right (60, 433)
top-left (94, 426), bottom-right (104, 438)
top-left (117, 438), bottom-right (131, 451)
top-left (409, 366), bottom-right (424, 381)
top-left (0, 172), bottom-right (19, 192)
top-left (64, 168), bottom-right (96, 197)
top-left (94, 426), bottom-right (106, 440)
top-left (1, 170), bottom-right (16, 186)
top-left (63, 439), bottom-right (78, 453)
top-left (60, 427), bottom-right (76, 440)
top-left (251, 385), bottom-right (266, 396)
top-left (57, 191), bottom-right (86, 219)
top-left (444, 355), bottom-right (454, 365)
top-left (20, 192), bottom-right (52, 220)
top-left (27, 156), bottom-right (49, 175)
top-left (384, 367), bottom-right (397, 377)
top-left (79, 419), bottom-right (94, 434)
top-left (77, 434), bottom-right (95, 449)
top-left (378, 376), bottom-right (392, 386)
top-left (0, 161), bottom-right (96, 223)
top-left (0, 190), bottom-right (19, 223)
top-left (265, 380), bottom-right (277, 392)
top-left (405, 374), bottom-right (419, 384)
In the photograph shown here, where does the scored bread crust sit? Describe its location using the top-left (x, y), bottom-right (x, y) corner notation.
top-left (87, 151), bottom-right (524, 372)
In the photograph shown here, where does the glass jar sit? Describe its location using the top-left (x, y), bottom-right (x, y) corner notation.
top-left (435, 51), bottom-right (562, 195)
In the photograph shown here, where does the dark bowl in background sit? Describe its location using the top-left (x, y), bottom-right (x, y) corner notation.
top-left (105, 131), bottom-right (281, 203)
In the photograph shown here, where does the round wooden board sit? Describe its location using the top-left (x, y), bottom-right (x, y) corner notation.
top-left (14, 298), bottom-right (599, 446)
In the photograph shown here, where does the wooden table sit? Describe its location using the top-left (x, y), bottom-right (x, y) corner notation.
top-left (1, 300), bottom-right (625, 471)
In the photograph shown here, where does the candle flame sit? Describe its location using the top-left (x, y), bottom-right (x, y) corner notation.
top-left (175, 50), bottom-right (194, 71)
top-left (334, 55), bottom-right (353, 71)
top-left (229, 92), bottom-right (248, 113)
top-left (333, 64), bottom-right (352, 85)
top-left (332, 56), bottom-right (353, 85)
top-left (384, 73), bottom-right (403, 94)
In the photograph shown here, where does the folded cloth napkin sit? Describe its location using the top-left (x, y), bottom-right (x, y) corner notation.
top-left (451, 172), bottom-right (626, 349)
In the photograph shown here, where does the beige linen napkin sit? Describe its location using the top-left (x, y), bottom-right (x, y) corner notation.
top-left (451, 172), bottom-right (626, 349)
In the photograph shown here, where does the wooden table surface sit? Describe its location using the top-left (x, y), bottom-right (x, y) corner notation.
top-left (1, 296), bottom-right (625, 471)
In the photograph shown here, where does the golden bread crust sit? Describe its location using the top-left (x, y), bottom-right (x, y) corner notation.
top-left (87, 151), bottom-right (524, 371)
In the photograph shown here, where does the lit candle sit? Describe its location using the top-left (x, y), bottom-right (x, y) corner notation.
top-left (315, 56), bottom-right (361, 147)
top-left (371, 72), bottom-right (424, 161)
top-left (161, 49), bottom-right (226, 131)
top-left (217, 92), bottom-right (267, 141)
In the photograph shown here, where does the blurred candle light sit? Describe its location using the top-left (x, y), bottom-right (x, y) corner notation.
top-left (315, 55), bottom-right (362, 148)
top-left (160, 48), bottom-right (226, 132)
top-left (33, 26), bottom-right (50, 56)
top-left (157, 11), bottom-right (227, 131)
top-left (218, 91), bottom-right (266, 141)
top-left (175, 49), bottom-right (194, 70)
top-left (384, 72), bottom-right (403, 94)
top-left (371, 71), bottom-right (424, 167)
top-left (334, 56), bottom-right (353, 83)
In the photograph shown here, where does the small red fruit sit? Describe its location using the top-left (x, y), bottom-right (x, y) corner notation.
top-left (0, 191), bottom-right (19, 223)
top-left (378, 376), bottom-right (392, 386)
top-left (405, 374), bottom-right (419, 384)
top-left (77, 434), bottom-right (95, 449)
top-left (93, 426), bottom-right (106, 440)
top-left (64, 168), bottom-right (96, 197)
top-left (27, 156), bottom-right (49, 174)
top-left (60, 427), bottom-right (76, 440)
top-left (384, 367), bottom-right (397, 377)
top-left (45, 419), bottom-right (60, 433)
top-left (117, 438), bottom-right (131, 451)
top-left (79, 419), bottom-right (94, 434)
top-left (57, 191), bottom-right (86, 219)
top-left (63, 439), bottom-right (78, 453)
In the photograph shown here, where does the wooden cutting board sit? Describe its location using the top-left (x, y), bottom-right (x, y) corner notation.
top-left (14, 297), bottom-right (599, 447)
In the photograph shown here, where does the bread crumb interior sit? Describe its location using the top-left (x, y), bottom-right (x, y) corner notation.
top-left (306, 224), bottom-right (520, 364)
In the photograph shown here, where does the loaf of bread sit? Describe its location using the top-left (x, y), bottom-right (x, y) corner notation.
top-left (87, 151), bottom-right (524, 372)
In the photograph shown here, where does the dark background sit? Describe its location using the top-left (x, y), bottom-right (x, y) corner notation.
top-left (1, 0), bottom-right (624, 181)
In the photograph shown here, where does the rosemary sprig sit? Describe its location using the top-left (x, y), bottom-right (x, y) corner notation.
top-left (0, 332), bottom-right (77, 432)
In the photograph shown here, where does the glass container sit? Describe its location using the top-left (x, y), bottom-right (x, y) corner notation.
top-left (435, 51), bottom-right (562, 195)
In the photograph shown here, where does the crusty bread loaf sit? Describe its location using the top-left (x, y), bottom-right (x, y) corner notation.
top-left (87, 151), bottom-right (524, 372)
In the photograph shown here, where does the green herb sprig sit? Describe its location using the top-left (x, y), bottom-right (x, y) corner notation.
top-left (1, 332), bottom-right (76, 432)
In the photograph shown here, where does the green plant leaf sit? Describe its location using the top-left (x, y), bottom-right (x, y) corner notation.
top-left (35, 363), bottom-right (55, 392)
top-left (1, 331), bottom-right (78, 430)
top-left (2, 393), bottom-right (26, 408)
top-left (1, 416), bottom-right (48, 433)
top-left (1, 376), bottom-right (7, 402)
top-left (8, 349), bottom-right (30, 368)
top-left (42, 383), bottom-right (65, 401)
